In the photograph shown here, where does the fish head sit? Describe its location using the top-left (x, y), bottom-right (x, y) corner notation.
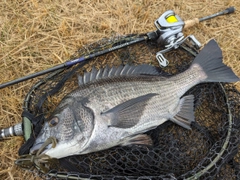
top-left (30, 96), bottom-right (94, 158)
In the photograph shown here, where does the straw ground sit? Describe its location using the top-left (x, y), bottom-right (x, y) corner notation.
top-left (0, 0), bottom-right (239, 179)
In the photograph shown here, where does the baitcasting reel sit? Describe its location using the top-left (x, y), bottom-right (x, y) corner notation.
top-left (153, 7), bottom-right (235, 67)
top-left (154, 10), bottom-right (201, 67)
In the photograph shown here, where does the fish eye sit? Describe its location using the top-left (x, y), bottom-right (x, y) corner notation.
top-left (49, 117), bottom-right (59, 127)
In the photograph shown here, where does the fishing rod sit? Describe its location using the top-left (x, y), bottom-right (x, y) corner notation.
top-left (0, 6), bottom-right (235, 90)
top-left (0, 35), bottom-right (148, 89)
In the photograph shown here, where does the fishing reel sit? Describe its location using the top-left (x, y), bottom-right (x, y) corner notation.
top-left (153, 10), bottom-right (201, 67)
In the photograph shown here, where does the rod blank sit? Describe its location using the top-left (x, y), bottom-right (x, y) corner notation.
top-left (0, 36), bottom-right (147, 89)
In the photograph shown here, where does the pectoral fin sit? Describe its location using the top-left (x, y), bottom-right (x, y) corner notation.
top-left (101, 93), bottom-right (158, 128)
top-left (170, 95), bottom-right (195, 129)
top-left (120, 134), bottom-right (153, 146)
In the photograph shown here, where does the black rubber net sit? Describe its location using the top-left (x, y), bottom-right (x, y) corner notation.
top-left (18, 34), bottom-right (240, 179)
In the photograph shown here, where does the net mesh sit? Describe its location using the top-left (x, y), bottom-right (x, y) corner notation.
top-left (18, 34), bottom-right (240, 179)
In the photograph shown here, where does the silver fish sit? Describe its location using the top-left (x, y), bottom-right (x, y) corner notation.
top-left (30, 40), bottom-right (239, 159)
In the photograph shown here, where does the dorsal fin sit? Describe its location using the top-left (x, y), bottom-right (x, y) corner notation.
top-left (77, 64), bottom-right (160, 86)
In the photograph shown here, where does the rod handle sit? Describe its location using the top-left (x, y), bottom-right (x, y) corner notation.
top-left (184, 18), bottom-right (199, 29)
top-left (183, 6), bottom-right (235, 29)
top-left (224, 6), bottom-right (235, 14)
top-left (0, 123), bottom-right (23, 140)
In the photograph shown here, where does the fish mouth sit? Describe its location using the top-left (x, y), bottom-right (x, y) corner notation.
top-left (30, 142), bottom-right (45, 155)
top-left (30, 137), bottom-right (58, 156)
top-left (30, 142), bottom-right (54, 156)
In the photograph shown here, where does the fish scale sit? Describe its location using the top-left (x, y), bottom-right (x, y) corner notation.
top-left (30, 40), bottom-right (239, 159)
top-left (82, 77), bottom-right (160, 110)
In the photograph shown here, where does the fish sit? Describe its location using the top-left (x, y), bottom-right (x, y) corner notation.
top-left (30, 39), bottom-right (239, 159)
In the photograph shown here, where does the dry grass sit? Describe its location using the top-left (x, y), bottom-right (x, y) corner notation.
top-left (0, 0), bottom-right (239, 179)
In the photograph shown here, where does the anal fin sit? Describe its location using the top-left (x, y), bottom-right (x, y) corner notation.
top-left (120, 134), bottom-right (153, 146)
top-left (170, 95), bottom-right (195, 130)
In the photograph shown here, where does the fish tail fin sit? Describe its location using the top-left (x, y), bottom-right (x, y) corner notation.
top-left (192, 39), bottom-right (239, 82)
